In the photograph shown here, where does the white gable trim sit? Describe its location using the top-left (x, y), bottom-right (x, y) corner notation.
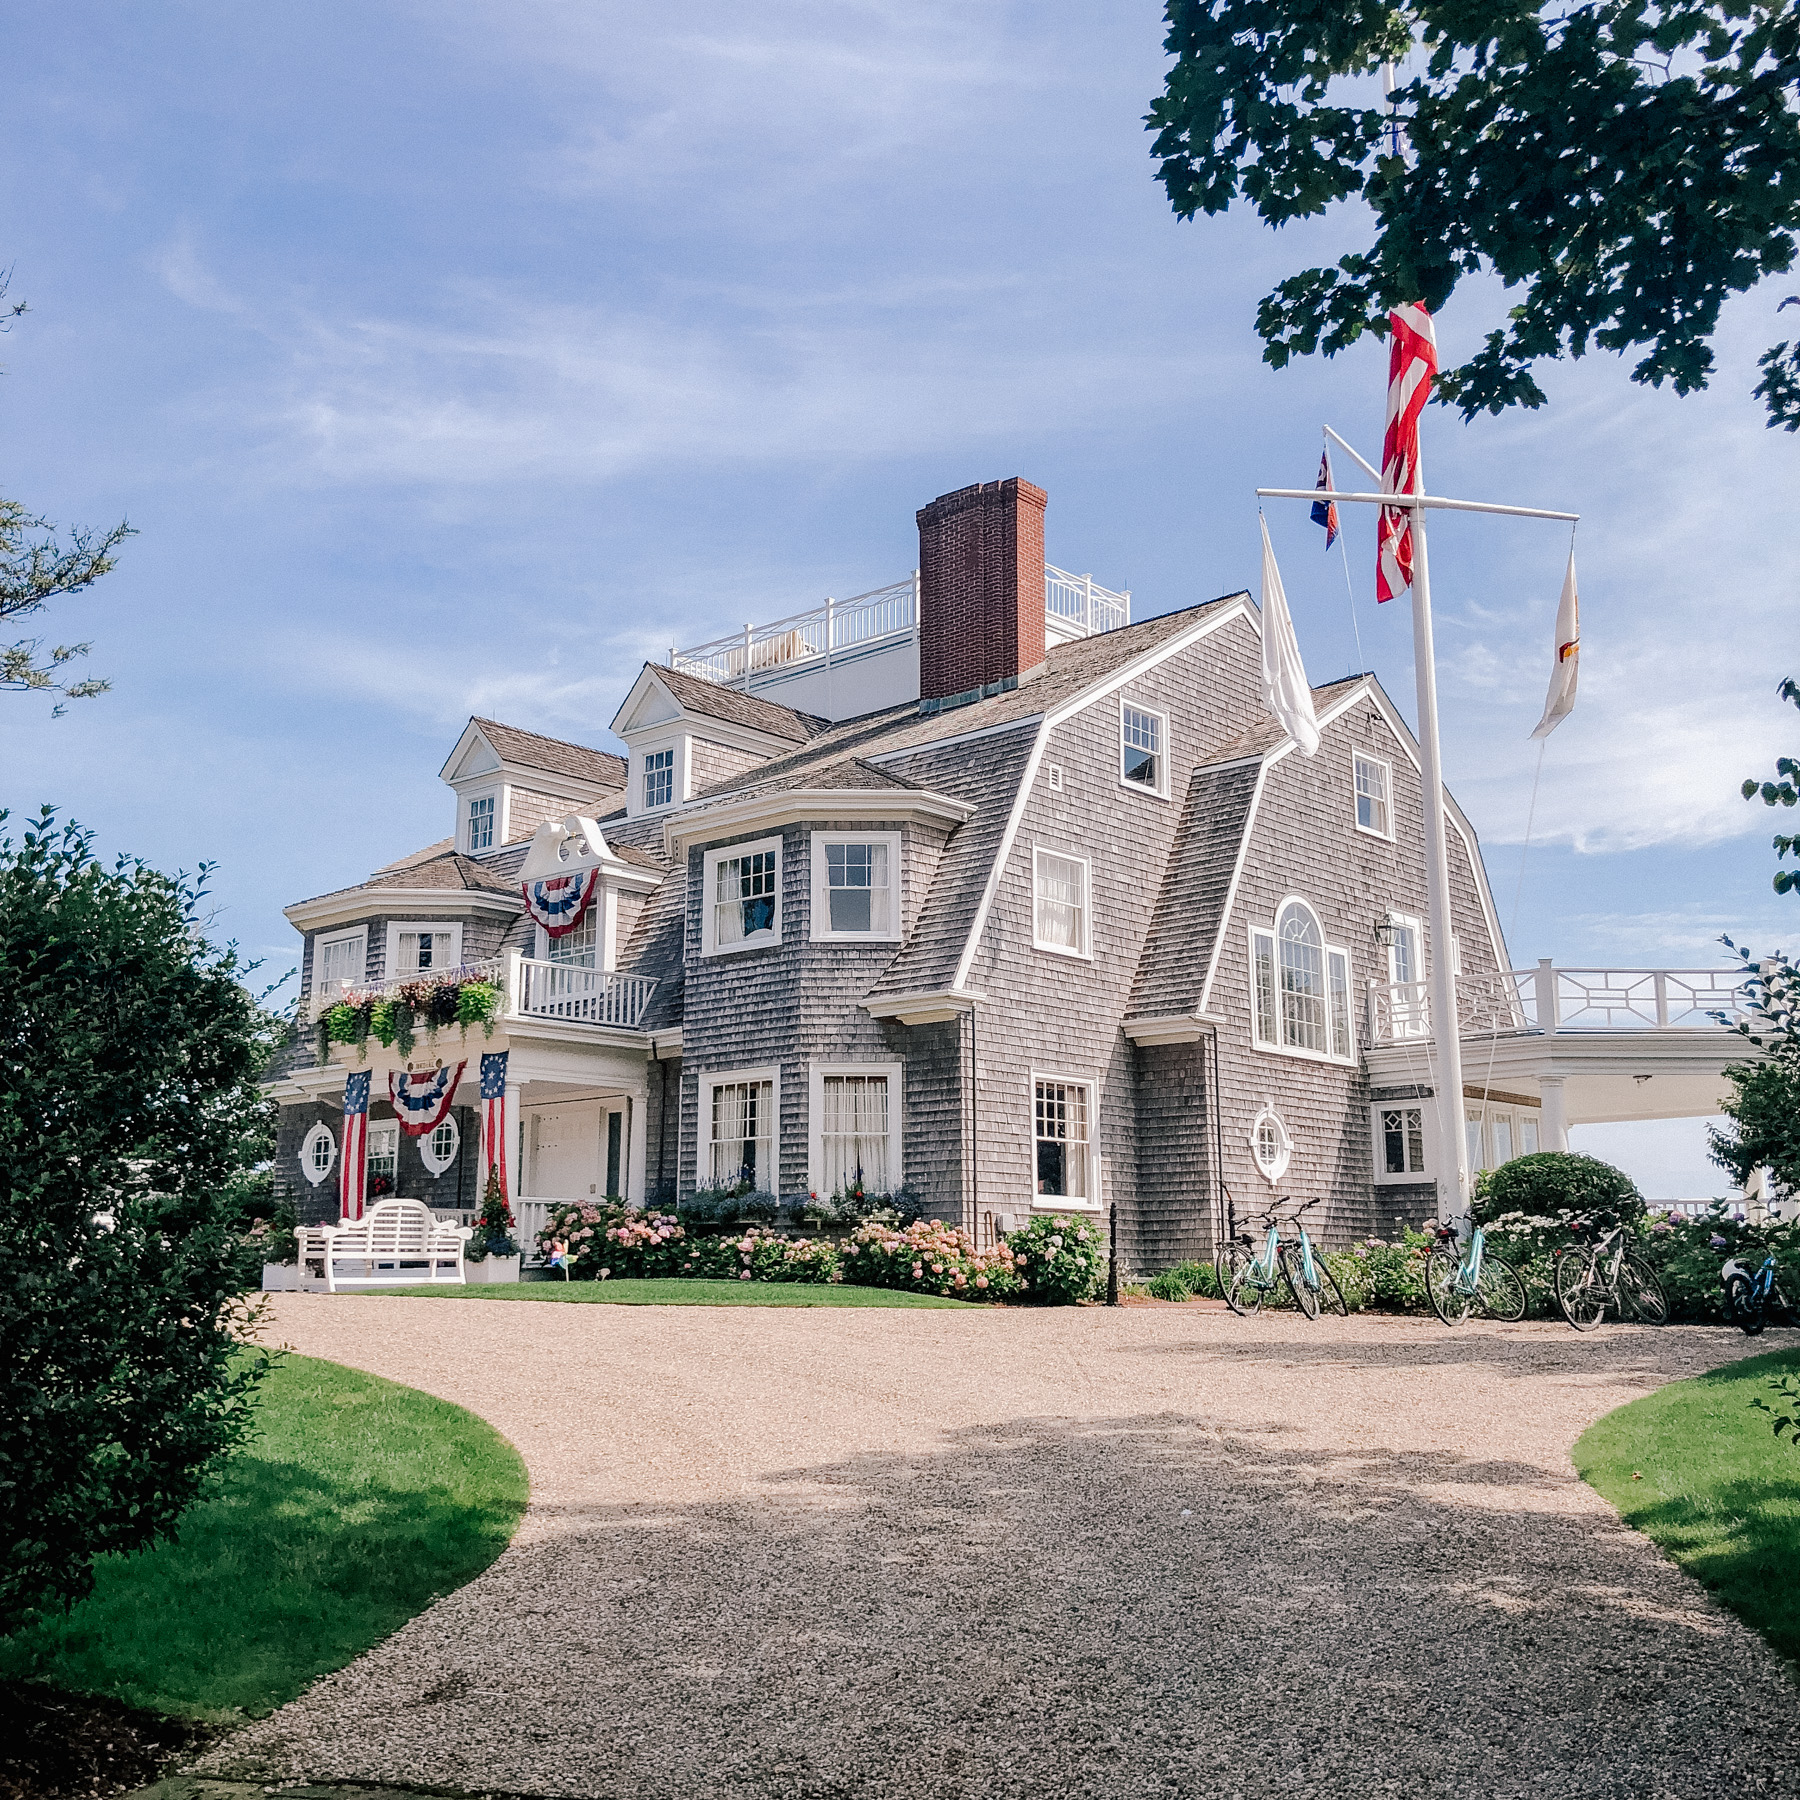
top-left (611, 666), bottom-right (809, 758)
top-left (949, 598), bottom-right (1254, 994)
top-left (1195, 761), bottom-right (1271, 1017)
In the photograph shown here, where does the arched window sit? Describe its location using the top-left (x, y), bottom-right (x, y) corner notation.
top-left (1251, 898), bottom-right (1353, 1060)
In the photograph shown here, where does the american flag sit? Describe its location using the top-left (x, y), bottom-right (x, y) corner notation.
top-left (1376, 303), bottom-right (1438, 602)
top-left (480, 1051), bottom-right (511, 1203)
top-left (340, 1070), bottom-right (371, 1222)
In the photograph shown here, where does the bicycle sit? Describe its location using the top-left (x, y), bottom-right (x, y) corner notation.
top-left (1216, 1197), bottom-right (1348, 1320)
top-left (1720, 1250), bottom-right (1795, 1336)
top-left (1554, 1223), bottom-right (1668, 1331)
top-left (1424, 1220), bottom-right (1526, 1326)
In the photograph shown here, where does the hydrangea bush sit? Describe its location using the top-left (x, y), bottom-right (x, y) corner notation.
top-left (1006, 1213), bottom-right (1106, 1305)
top-left (841, 1219), bottom-right (1022, 1299)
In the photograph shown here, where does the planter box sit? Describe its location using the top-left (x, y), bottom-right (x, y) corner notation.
top-left (261, 1262), bottom-right (302, 1292)
top-left (466, 1254), bottom-right (521, 1285)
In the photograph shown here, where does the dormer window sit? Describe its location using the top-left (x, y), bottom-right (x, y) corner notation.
top-left (467, 794), bottom-right (495, 853)
top-left (1120, 700), bottom-right (1169, 798)
top-left (644, 748), bottom-right (675, 811)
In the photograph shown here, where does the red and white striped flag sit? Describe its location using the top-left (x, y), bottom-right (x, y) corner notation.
top-left (1376, 303), bottom-right (1438, 602)
top-left (339, 1070), bottom-right (371, 1222)
top-left (480, 1051), bottom-right (510, 1202)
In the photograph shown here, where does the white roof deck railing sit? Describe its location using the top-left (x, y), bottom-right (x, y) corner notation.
top-left (668, 564), bottom-right (1129, 687)
top-left (1365, 961), bottom-right (1753, 1047)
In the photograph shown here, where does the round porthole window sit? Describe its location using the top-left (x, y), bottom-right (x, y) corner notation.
top-left (1249, 1103), bottom-right (1293, 1186)
top-left (300, 1121), bottom-right (337, 1185)
top-left (420, 1113), bottom-right (461, 1178)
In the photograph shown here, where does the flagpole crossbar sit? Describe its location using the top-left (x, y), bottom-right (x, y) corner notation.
top-left (1258, 487), bottom-right (1578, 524)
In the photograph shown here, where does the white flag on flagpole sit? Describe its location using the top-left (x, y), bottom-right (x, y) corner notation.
top-left (1259, 515), bottom-right (1321, 757)
top-left (1530, 547), bottom-right (1579, 740)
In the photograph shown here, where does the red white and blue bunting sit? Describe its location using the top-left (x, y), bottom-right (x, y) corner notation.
top-left (521, 867), bottom-right (600, 938)
top-left (388, 1061), bottom-right (466, 1138)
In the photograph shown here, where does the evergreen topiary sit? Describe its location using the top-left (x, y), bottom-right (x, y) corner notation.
top-left (465, 1163), bottom-right (518, 1263)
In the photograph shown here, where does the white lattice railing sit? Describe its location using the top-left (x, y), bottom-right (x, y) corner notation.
top-left (1365, 961), bottom-right (1752, 1046)
top-left (514, 957), bottom-right (658, 1029)
top-left (668, 564), bottom-right (1131, 686)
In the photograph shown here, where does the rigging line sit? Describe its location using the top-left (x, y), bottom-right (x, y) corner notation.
top-left (1339, 529), bottom-right (1365, 675)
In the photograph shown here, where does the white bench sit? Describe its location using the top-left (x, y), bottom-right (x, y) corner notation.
top-left (295, 1198), bottom-right (472, 1292)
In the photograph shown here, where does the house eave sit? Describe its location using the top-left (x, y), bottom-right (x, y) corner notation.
top-left (662, 788), bottom-right (975, 859)
top-left (860, 987), bottom-right (986, 1026)
top-left (1121, 1011), bottom-right (1228, 1045)
top-left (284, 887), bottom-right (524, 935)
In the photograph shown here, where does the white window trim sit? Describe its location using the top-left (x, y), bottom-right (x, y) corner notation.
top-left (1247, 895), bottom-right (1356, 1065)
top-left (367, 1120), bottom-right (400, 1174)
top-left (697, 1064), bottom-right (781, 1192)
top-left (1030, 843), bottom-right (1093, 961)
top-left (1352, 748), bottom-right (1395, 842)
top-left (631, 735), bottom-right (689, 818)
top-left (384, 921), bottom-right (466, 981)
top-left (701, 835), bottom-right (784, 957)
top-left (809, 830), bottom-right (903, 943)
top-left (1028, 1068), bottom-right (1101, 1212)
top-left (419, 1112), bottom-right (461, 1178)
top-left (1386, 910), bottom-right (1428, 1039)
top-left (312, 928), bottom-right (367, 1009)
top-left (1118, 696), bottom-right (1171, 801)
top-left (464, 787), bottom-right (501, 855)
top-left (807, 1060), bottom-right (904, 1196)
top-left (1371, 1102), bottom-right (1431, 1184)
top-left (1249, 1102), bottom-right (1294, 1186)
top-left (299, 1121), bottom-right (337, 1185)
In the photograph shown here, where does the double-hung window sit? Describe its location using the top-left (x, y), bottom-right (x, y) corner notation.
top-left (1374, 1105), bottom-right (1428, 1180)
top-left (1032, 847), bottom-right (1090, 957)
top-left (811, 832), bottom-right (900, 940)
top-left (810, 1064), bottom-right (901, 1197)
top-left (704, 837), bottom-right (782, 954)
top-left (367, 1121), bottom-right (399, 1194)
top-left (466, 794), bottom-right (495, 852)
top-left (314, 930), bottom-right (366, 1010)
top-left (1033, 1077), bottom-right (1093, 1203)
top-left (1386, 911), bottom-right (1426, 1038)
top-left (1353, 751), bottom-right (1393, 838)
top-left (643, 747), bottom-right (675, 811)
top-left (1120, 700), bottom-right (1169, 798)
top-left (704, 1070), bottom-right (776, 1190)
top-left (1251, 898), bottom-right (1352, 1061)
top-left (543, 906), bottom-right (598, 968)
top-left (388, 922), bottom-right (463, 978)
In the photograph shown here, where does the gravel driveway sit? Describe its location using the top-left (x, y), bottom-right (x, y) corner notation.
top-left (197, 1298), bottom-right (1800, 1799)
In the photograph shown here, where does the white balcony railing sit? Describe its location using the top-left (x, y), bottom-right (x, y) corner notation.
top-left (308, 954), bottom-right (657, 1033)
top-left (668, 564), bottom-right (1130, 688)
top-left (514, 956), bottom-right (659, 1029)
top-left (1364, 961), bottom-right (1753, 1047)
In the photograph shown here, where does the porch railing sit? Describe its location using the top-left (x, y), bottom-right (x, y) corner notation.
top-left (668, 564), bottom-right (1130, 688)
top-left (308, 958), bottom-right (504, 1022)
top-left (514, 957), bottom-right (659, 1029)
top-left (1364, 960), bottom-right (1752, 1047)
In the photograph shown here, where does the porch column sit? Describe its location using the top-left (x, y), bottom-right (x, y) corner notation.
top-left (626, 1089), bottom-right (648, 1205)
top-left (1539, 1075), bottom-right (1569, 1153)
top-left (507, 1081), bottom-right (525, 1200)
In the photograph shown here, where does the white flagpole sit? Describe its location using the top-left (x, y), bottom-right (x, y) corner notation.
top-left (1403, 475), bottom-right (1471, 1220)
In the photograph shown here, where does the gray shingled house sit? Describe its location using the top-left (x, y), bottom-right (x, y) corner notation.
top-left (270, 476), bottom-right (1520, 1270)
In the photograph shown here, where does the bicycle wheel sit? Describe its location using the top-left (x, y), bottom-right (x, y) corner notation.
top-left (1725, 1273), bottom-right (1765, 1336)
top-left (1280, 1245), bottom-right (1321, 1320)
top-left (1474, 1254), bottom-right (1527, 1323)
top-left (1426, 1248), bottom-right (1473, 1326)
top-left (1616, 1253), bottom-right (1668, 1326)
top-left (1555, 1248), bottom-right (1607, 1331)
top-left (1218, 1240), bottom-right (1262, 1316)
top-left (1312, 1257), bottom-right (1351, 1317)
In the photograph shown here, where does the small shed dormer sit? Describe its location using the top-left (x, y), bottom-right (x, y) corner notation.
top-left (610, 665), bottom-right (829, 819)
top-left (440, 717), bottom-right (628, 856)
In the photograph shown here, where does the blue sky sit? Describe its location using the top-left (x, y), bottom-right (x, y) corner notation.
top-left (3, 1), bottom-right (1794, 1194)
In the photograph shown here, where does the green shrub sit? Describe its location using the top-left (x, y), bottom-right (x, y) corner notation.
top-left (1005, 1213), bottom-right (1107, 1304)
top-left (1171, 1258), bottom-right (1221, 1298)
top-left (1321, 1251), bottom-right (1370, 1311)
top-left (1146, 1268), bottom-right (1191, 1302)
top-left (840, 1219), bottom-right (1020, 1299)
top-left (1473, 1152), bottom-right (1644, 1232)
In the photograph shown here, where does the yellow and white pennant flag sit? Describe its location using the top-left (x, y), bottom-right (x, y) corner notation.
top-left (1530, 548), bottom-right (1579, 740)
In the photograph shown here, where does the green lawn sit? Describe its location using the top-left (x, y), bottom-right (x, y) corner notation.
top-left (363, 1276), bottom-right (974, 1308)
top-left (1575, 1345), bottom-right (1800, 1670)
top-left (0, 1354), bottom-right (527, 1721)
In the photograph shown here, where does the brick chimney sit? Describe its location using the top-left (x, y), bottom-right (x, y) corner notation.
top-left (916, 477), bottom-right (1047, 711)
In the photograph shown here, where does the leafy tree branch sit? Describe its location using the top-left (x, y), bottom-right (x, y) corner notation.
top-left (1148, 2), bottom-right (1800, 423)
top-left (0, 498), bottom-right (133, 713)
top-left (1742, 675), bottom-right (1800, 892)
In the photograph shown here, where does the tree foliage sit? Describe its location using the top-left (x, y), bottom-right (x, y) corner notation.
top-left (1741, 675), bottom-right (1800, 893)
top-left (0, 499), bottom-right (133, 714)
top-left (1148, 2), bottom-right (1800, 423)
top-left (0, 809), bottom-right (276, 1635)
top-left (1711, 933), bottom-right (1800, 1191)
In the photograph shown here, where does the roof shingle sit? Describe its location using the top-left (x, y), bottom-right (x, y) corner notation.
top-left (473, 718), bottom-right (628, 790)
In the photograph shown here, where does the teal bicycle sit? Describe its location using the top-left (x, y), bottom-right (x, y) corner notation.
top-left (1217, 1197), bottom-right (1347, 1319)
top-left (1425, 1220), bottom-right (1527, 1326)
